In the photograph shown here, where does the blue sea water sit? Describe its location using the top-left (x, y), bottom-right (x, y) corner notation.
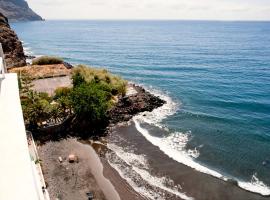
top-left (12, 20), bottom-right (270, 193)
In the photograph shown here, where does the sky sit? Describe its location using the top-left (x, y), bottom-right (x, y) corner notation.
top-left (27, 0), bottom-right (270, 21)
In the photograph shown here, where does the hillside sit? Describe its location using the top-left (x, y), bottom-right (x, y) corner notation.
top-left (0, 0), bottom-right (42, 21)
top-left (0, 12), bottom-right (26, 68)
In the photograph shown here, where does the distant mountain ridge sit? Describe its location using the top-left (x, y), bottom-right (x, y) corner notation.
top-left (0, 0), bottom-right (43, 21)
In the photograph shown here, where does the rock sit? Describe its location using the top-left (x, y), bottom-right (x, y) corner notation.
top-left (63, 62), bottom-right (73, 69)
top-left (0, 0), bottom-right (43, 22)
top-left (26, 55), bottom-right (36, 59)
top-left (108, 85), bottom-right (166, 124)
top-left (0, 12), bottom-right (26, 68)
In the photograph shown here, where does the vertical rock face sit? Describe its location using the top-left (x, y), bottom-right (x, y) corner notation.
top-left (0, 0), bottom-right (43, 21)
top-left (0, 12), bottom-right (26, 68)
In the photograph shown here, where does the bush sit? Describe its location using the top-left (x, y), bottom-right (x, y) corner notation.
top-left (72, 65), bottom-right (127, 96)
top-left (70, 82), bottom-right (110, 122)
top-left (32, 56), bottom-right (63, 65)
top-left (54, 87), bottom-right (72, 99)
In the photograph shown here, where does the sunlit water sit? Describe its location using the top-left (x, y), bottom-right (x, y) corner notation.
top-left (12, 20), bottom-right (270, 194)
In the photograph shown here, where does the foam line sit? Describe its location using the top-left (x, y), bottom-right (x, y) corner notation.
top-left (132, 86), bottom-right (270, 196)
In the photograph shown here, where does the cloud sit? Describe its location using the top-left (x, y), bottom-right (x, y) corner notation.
top-left (27, 0), bottom-right (270, 20)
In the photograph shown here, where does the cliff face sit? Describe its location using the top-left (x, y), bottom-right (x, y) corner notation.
top-left (0, 0), bottom-right (42, 21)
top-left (0, 12), bottom-right (26, 68)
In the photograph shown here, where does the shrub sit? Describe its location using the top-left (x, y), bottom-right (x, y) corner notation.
top-left (72, 65), bottom-right (127, 96)
top-left (54, 87), bottom-right (72, 99)
top-left (72, 71), bottom-right (86, 87)
top-left (32, 56), bottom-right (63, 65)
top-left (70, 82), bottom-right (110, 122)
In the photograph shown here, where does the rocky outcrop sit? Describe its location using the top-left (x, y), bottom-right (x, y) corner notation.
top-left (108, 84), bottom-right (166, 124)
top-left (33, 84), bottom-right (166, 142)
top-left (0, 12), bottom-right (26, 68)
top-left (0, 0), bottom-right (43, 21)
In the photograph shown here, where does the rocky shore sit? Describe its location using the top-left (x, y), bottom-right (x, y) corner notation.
top-left (108, 84), bottom-right (165, 125)
top-left (0, 12), bottom-right (26, 68)
top-left (36, 84), bottom-right (166, 200)
top-left (33, 82), bottom-right (166, 142)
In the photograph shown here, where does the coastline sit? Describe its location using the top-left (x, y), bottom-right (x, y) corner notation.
top-left (21, 43), bottom-right (270, 199)
top-left (36, 84), bottom-right (270, 200)
top-left (106, 121), bottom-right (270, 200)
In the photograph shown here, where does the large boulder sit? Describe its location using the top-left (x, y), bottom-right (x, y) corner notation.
top-left (0, 12), bottom-right (26, 68)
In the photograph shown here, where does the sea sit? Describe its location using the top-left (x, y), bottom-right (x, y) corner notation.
top-left (11, 20), bottom-right (270, 198)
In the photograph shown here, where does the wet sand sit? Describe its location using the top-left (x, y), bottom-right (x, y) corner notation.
top-left (37, 138), bottom-right (145, 200)
top-left (37, 123), bottom-right (270, 200)
top-left (108, 122), bottom-right (270, 200)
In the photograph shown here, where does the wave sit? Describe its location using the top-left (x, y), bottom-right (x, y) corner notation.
top-left (106, 143), bottom-right (193, 200)
top-left (132, 86), bottom-right (270, 196)
top-left (131, 84), bottom-right (179, 129)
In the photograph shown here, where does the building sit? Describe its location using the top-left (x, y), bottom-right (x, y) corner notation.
top-left (0, 44), bottom-right (50, 200)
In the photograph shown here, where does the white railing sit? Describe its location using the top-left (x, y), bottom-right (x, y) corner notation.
top-left (0, 43), bottom-right (7, 79)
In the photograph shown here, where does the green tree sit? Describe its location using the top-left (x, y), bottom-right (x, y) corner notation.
top-left (70, 82), bottom-right (109, 122)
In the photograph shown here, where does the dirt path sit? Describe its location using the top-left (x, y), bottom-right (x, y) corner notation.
top-left (33, 76), bottom-right (72, 95)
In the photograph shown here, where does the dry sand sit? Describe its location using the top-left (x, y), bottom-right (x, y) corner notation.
top-left (37, 138), bottom-right (145, 200)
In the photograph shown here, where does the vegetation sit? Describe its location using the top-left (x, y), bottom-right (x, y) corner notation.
top-left (19, 65), bottom-right (127, 138)
top-left (19, 73), bottom-right (70, 129)
top-left (32, 56), bottom-right (64, 65)
top-left (72, 65), bottom-right (127, 96)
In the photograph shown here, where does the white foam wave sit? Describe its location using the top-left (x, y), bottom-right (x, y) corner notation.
top-left (133, 118), bottom-right (225, 180)
top-left (133, 166), bottom-right (193, 200)
top-left (134, 103), bottom-right (270, 196)
top-left (132, 86), bottom-right (270, 196)
top-left (107, 143), bottom-right (193, 200)
top-left (238, 174), bottom-right (270, 196)
top-left (135, 85), bottom-right (178, 129)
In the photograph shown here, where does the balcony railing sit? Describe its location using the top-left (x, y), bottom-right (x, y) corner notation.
top-left (0, 43), bottom-right (7, 79)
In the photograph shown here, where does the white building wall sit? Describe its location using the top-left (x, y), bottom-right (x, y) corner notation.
top-left (0, 73), bottom-right (41, 200)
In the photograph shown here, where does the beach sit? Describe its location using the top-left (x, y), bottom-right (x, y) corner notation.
top-left (37, 121), bottom-right (270, 200)
top-left (37, 138), bottom-right (146, 200)
top-left (106, 122), bottom-right (270, 200)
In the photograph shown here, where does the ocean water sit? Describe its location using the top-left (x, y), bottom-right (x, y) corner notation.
top-left (12, 20), bottom-right (270, 196)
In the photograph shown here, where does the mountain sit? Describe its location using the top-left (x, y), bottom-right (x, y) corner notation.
top-left (0, 12), bottom-right (26, 68)
top-left (0, 0), bottom-right (43, 21)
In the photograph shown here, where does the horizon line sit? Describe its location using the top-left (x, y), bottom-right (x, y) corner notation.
top-left (32, 18), bottom-right (270, 22)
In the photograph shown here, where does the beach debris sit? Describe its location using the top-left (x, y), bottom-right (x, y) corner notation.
top-left (58, 156), bottom-right (63, 163)
top-left (68, 154), bottom-right (78, 163)
top-left (86, 192), bottom-right (94, 200)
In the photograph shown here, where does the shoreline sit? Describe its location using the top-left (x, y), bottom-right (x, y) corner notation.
top-left (106, 121), bottom-right (270, 200)
top-left (20, 44), bottom-right (270, 199)
top-left (35, 82), bottom-right (270, 200)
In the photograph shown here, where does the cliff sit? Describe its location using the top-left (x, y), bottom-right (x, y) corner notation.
top-left (0, 12), bottom-right (26, 68)
top-left (0, 0), bottom-right (42, 21)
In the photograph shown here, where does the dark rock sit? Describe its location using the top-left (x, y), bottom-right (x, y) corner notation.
top-left (0, 0), bottom-right (43, 22)
top-left (108, 85), bottom-right (166, 124)
top-left (63, 61), bottom-right (74, 69)
top-left (0, 12), bottom-right (26, 68)
top-left (26, 55), bottom-right (36, 59)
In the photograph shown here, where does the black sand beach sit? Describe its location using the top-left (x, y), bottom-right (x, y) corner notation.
top-left (106, 121), bottom-right (270, 200)
top-left (37, 138), bottom-right (146, 200)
